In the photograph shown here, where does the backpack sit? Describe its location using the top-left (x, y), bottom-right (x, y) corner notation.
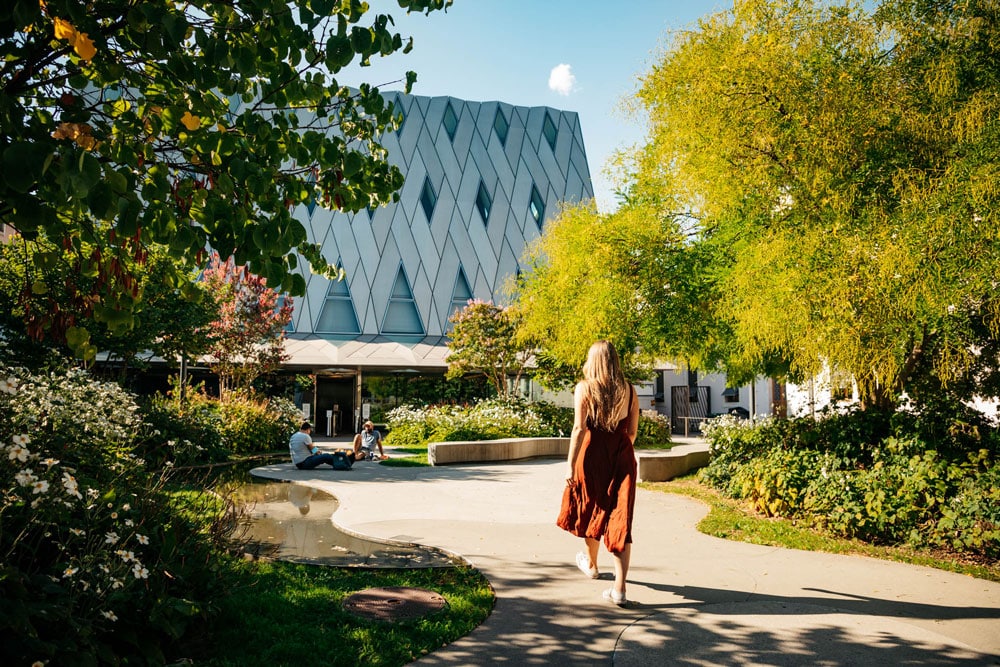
top-left (331, 451), bottom-right (353, 471)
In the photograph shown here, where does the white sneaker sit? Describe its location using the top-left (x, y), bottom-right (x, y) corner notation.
top-left (603, 587), bottom-right (627, 607)
top-left (575, 552), bottom-right (598, 579)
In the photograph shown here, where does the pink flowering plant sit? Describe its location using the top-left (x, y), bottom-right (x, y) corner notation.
top-left (0, 362), bottom-right (221, 664)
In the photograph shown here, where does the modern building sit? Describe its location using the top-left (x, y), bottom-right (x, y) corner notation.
top-left (283, 93), bottom-right (594, 434)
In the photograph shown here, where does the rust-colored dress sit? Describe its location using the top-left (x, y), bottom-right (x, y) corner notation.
top-left (557, 387), bottom-right (636, 554)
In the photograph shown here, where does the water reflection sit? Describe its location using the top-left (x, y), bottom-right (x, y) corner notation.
top-left (236, 481), bottom-right (460, 568)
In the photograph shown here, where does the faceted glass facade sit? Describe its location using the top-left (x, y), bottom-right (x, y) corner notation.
top-left (288, 93), bottom-right (593, 358)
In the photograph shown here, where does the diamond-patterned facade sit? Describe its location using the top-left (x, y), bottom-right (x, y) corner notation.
top-left (287, 93), bottom-right (593, 366)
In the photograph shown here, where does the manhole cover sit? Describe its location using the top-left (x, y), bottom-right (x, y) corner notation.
top-left (343, 587), bottom-right (447, 622)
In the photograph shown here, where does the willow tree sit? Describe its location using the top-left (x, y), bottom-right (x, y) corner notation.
top-left (514, 200), bottom-right (725, 384)
top-left (0, 0), bottom-right (451, 359)
top-left (623, 0), bottom-right (1000, 410)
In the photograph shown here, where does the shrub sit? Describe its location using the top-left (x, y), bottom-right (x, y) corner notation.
top-left (637, 410), bottom-right (672, 448)
top-left (384, 398), bottom-right (564, 447)
top-left (137, 389), bottom-right (227, 467)
top-left (214, 393), bottom-right (302, 455)
top-left (0, 363), bottom-right (227, 664)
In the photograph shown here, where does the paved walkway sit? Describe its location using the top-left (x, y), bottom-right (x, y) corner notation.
top-left (251, 443), bottom-right (1000, 666)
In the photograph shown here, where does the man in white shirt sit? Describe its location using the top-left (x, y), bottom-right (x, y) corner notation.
top-left (289, 422), bottom-right (353, 470)
top-left (352, 420), bottom-right (386, 460)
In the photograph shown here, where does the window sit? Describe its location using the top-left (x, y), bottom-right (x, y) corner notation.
top-left (475, 181), bottom-right (492, 224)
top-left (304, 171), bottom-right (318, 217)
top-left (493, 107), bottom-right (509, 146)
top-left (382, 266), bottom-right (424, 335)
top-left (315, 265), bottom-right (361, 334)
top-left (542, 112), bottom-right (558, 151)
top-left (722, 387), bottom-right (740, 403)
top-left (447, 268), bottom-right (474, 331)
top-left (528, 184), bottom-right (545, 227)
top-left (420, 177), bottom-right (437, 221)
top-left (365, 204), bottom-right (375, 220)
top-left (442, 101), bottom-right (459, 141)
top-left (395, 99), bottom-right (407, 135)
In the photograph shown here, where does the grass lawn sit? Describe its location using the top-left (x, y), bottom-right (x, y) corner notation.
top-left (185, 561), bottom-right (493, 666)
top-left (642, 475), bottom-right (1000, 583)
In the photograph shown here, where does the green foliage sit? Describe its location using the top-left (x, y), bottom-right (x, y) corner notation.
top-left (636, 411), bottom-right (673, 448)
top-left (384, 398), bottom-right (566, 447)
top-left (0, 0), bottom-right (453, 359)
top-left (699, 413), bottom-right (999, 557)
top-left (214, 393), bottom-right (302, 455)
top-left (137, 389), bottom-right (228, 468)
top-left (0, 362), bottom-right (233, 664)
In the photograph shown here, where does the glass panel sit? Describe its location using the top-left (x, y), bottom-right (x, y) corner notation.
top-left (382, 267), bottom-right (424, 335)
top-left (542, 112), bottom-right (558, 151)
top-left (493, 107), bottom-right (508, 146)
top-left (420, 177), bottom-right (437, 221)
top-left (529, 184), bottom-right (545, 227)
top-left (475, 181), bottom-right (492, 224)
top-left (443, 101), bottom-right (458, 141)
top-left (315, 269), bottom-right (361, 334)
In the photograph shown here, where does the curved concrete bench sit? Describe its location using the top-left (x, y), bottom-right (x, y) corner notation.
top-left (428, 437), bottom-right (711, 483)
top-left (428, 437), bottom-right (569, 466)
top-left (636, 442), bottom-right (711, 483)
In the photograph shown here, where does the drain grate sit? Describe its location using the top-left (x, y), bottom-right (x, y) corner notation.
top-left (343, 586), bottom-right (447, 622)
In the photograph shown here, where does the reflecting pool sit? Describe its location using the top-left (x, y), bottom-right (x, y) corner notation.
top-left (235, 481), bottom-right (460, 568)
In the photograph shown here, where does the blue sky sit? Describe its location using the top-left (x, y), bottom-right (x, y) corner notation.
top-left (342, 1), bottom-right (730, 212)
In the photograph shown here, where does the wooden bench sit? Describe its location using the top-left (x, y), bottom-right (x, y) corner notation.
top-left (428, 437), bottom-right (711, 483)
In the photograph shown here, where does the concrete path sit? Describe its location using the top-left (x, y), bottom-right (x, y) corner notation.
top-left (251, 448), bottom-right (1000, 666)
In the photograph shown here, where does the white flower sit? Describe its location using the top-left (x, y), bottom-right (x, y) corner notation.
top-left (122, 503), bottom-right (130, 511)
top-left (8, 443), bottom-right (30, 462)
top-left (117, 550), bottom-right (135, 563)
top-left (12, 433), bottom-right (30, 446)
top-left (86, 488), bottom-right (99, 499)
top-left (132, 563), bottom-right (149, 579)
top-left (63, 567), bottom-right (78, 578)
top-left (15, 469), bottom-right (36, 487)
top-left (101, 610), bottom-right (118, 622)
top-left (111, 579), bottom-right (123, 589)
top-left (31, 480), bottom-right (49, 495)
top-left (69, 528), bottom-right (85, 537)
top-left (62, 472), bottom-right (82, 499)
top-left (136, 534), bottom-right (149, 545)
top-left (42, 457), bottom-right (59, 467)
top-left (104, 532), bottom-right (119, 545)
top-left (124, 519), bottom-right (134, 527)
top-left (0, 377), bottom-right (17, 394)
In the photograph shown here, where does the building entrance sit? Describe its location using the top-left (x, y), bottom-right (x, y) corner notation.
top-left (314, 375), bottom-right (356, 437)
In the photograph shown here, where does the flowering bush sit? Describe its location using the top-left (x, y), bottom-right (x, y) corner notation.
top-left (384, 398), bottom-right (563, 446)
top-left (637, 410), bottom-right (672, 448)
top-left (0, 363), bottom-right (225, 664)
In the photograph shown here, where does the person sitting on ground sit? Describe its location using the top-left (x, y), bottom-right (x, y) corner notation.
top-left (353, 420), bottom-right (386, 460)
top-left (289, 422), bottom-right (355, 470)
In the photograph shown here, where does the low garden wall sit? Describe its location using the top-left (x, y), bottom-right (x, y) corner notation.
top-left (427, 437), bottom-right (710, 482)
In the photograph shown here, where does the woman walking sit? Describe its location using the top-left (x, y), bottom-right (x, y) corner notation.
top-left (557, 340), bottom-right (639, 606)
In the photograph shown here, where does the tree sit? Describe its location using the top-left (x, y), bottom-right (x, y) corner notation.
top-left (201, 253), bottom-right (292, 396)
top-left (0, 0), bottom-right (452, 359)
top-left (615, 0), bottom-right (1000, 410)
top-left (514, 199), bottom-right (727, 386)
top-left (446, 300), bottom-right (533, 399)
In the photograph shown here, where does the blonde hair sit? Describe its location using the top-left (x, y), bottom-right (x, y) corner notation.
top-left (581, 340), bottom-right (629, 431)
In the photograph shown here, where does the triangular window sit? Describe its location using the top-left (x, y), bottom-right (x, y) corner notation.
top-left (493, 107), bottom-right (509, 146)
top-left (442, 101), bottom-right (459, 141)
top-left (395, 97), bottom-right (407, 135)
top-left (305, 170), bottom-right (318, 217)
top-left (315, 263), bottom-right (361, 334)
top-left (447, 268), bottom-right (474, 332)
top-left (382, 266), bottom-right (424, 335)
top-left (276, 294), bottom-right (295, 332)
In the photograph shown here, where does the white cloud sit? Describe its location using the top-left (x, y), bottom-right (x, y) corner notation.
top-left (548, 64), bottom-right (576, 96)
